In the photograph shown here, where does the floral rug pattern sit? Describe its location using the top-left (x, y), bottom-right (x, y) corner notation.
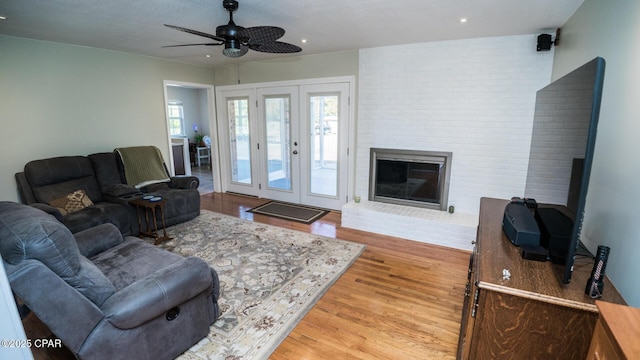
top-left (157, 210), bottom-right (365, 360)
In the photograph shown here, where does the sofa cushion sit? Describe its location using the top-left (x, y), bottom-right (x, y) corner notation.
top-left (62, 202), bottom-right (131, 235)
top-left (0, 202), bottom-right (115, 305)
top-left (138, 188), bottom-right (200, 228)
top-left (90, 237), bottom-right (187, 291)
top-left (88, 152), bottom-right (126, 191)
top-left (24, 156), bottom-right (103, 203)
top-left (48, 189), bottom-right (94, 216)
top-left (74, 255), bottom-right (116, 306)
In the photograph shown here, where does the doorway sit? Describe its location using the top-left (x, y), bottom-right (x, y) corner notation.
top-left (163, 80), bottom-right (219, 194)
top-left (216, 77), bottom-right (354, 210)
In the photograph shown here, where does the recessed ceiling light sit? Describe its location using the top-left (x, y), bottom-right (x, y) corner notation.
top-left (301, 39), bottom-right (307, 44)
top-left (205, 54), bottom-right (211, 58)
top-left (460, 18), bottom-right (468, 23)
top-left (0, 15), bottom-right (7, 20)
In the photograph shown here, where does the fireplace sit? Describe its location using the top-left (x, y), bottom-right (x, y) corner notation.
top-left (369, 148), bottom-right (452, 211)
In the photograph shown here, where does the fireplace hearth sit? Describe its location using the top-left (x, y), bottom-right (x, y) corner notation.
top-left (369, 148), bottom-right (452, 211)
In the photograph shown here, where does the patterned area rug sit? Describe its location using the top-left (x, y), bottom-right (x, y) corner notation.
top-left (158, 210), bottom-right (365, 360)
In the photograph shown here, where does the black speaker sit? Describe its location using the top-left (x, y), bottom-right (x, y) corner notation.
top-left (537, 34), bottom-right (553, 51)
top-left (534, 207), bottom-right (573, 264)
top-left (585, 246), bottom-right (610, 298)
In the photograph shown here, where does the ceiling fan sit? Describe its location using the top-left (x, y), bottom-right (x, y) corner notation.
top-left (163, 0), bottom-right (302, 58)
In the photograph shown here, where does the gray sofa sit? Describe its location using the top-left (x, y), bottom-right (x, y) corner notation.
top-left (0, 201), bottom-right (220, 360)
top-left (15, 149), bottom-right (200, 236)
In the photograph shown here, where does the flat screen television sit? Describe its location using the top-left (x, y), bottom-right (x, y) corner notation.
top-left (524, 57), bottom-right (606, 284)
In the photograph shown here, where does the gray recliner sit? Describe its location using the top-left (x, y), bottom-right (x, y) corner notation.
top-left (0, 202), bottom-right (220, 360)
top-left (15, 156), bottom-right (133, 235)
top-left (89, 150), bottom-right (201, 236)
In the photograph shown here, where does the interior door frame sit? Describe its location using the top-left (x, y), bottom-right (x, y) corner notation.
top-left (163, 80), bottom-right (221, 192)
top-left (216, 76), bottom-right (356, 209)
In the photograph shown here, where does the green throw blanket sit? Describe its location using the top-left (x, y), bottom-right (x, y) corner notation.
top-left (116, 146), bottom-right (170, 188)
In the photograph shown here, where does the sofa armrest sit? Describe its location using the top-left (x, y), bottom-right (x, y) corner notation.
top-left (15, 172), bottom-right (37, 204)
top-left (74, 223), bottom-right (124, 258)
top-left (29, 203), bottom-right (64, 222)
top-left (5, 259), bottom-right (104, 353)
top-left (169, 176), bottom-right (199, 190)
top-left (101, 256), bottom-right (213, 329)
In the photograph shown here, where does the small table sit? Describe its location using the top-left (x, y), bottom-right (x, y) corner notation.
top-left (128, 197), bottom-right (172, 245)
top-left (195, 146), bottom-right (210, 167)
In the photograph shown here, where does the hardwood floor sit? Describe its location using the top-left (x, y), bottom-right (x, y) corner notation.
top-left (23, 192), bottom-right (471, 359)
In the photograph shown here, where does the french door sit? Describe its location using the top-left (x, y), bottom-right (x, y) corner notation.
top-left (217, 80), bottom-right (351, 210)
top-left (257, 86), bottom-right (299, 203)
top-left (299, 83), bottom-right (350, 210)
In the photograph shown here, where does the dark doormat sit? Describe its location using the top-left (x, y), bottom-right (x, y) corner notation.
top-left (248, 201), bottom-right (329, 224)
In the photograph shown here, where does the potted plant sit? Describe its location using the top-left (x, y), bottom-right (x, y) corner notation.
top-left (194, 133), bottom-right (205, 146)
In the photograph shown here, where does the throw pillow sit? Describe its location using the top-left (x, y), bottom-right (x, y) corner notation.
top-left (48, 190), bottom-right (94, 216)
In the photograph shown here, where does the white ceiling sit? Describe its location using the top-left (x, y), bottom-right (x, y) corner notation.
top-left (0, 0), bottom-right (584, 68)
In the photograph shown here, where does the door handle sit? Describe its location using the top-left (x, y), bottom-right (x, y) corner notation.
top-left (292, 150), bottom-right (298, 155)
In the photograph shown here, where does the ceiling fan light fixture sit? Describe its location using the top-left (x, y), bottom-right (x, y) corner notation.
top-left (225, 39), bottom-right (241, 51)
top-left (222, 39), bottom-right (243, 57)
top-left (222, 49), bottom-right (238, 57)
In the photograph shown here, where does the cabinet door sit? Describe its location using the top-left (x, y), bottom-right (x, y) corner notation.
top-left (471, 290), bottom-right (596, 360)
top-left (586, 320), bottom-right (622, 360)
top-left (457, 248), bottom-right (477, 360)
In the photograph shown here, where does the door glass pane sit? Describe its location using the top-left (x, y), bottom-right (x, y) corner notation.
top-left (228, 98), bottom-right (251, 184)
top-left (265, 96), bottom-right (292, 190)
top-left (309, 95), bottom-right (338, 196)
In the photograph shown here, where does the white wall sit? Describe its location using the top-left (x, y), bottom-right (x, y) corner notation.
top-left (356, 35), bottom-right (554, 215)
top-left (552, 0), bottom-right (640, 306)
top-left (166, 86), bottom-right (210, 140)
top-left (0, 261), bottom-right (33, 360)
top-left (0, 35), bottom-right (215, 202)
top-left (213, 50), bottom-right (358, 86)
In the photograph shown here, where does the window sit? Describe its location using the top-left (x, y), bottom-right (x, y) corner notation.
top-left (167, 101), bottom-right (185, 136)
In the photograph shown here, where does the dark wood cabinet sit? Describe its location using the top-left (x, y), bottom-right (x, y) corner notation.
top-left (172, 144), bottom-right (185, 175)
top-left (457, 198), bottom-right (625, 360)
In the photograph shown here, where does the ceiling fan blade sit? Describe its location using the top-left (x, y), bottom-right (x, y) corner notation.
top-left (222, 45), bottom-right (249, 58)
top-left (164, 24), bottom-right (225, 42)
top-left (249, 41), bottom-right (302, 54)
top-left (240, 26), bottom-right (285, 44)
top-left (162, 43), bottom-right (223, 48)
top-left (164, 1), bottom-right (302, 58)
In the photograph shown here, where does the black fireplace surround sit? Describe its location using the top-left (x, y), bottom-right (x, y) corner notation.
top-left (369, 148), bottom-right (452, 211)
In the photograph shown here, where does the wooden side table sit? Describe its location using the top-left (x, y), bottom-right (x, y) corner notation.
top-left (128, 197), bottom-right (172, 245)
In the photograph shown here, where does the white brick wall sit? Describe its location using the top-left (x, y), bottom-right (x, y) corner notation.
top-left (342, 35), bottom-right (554, 249)
top-left (342, 201), bottom-right (478, 251)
